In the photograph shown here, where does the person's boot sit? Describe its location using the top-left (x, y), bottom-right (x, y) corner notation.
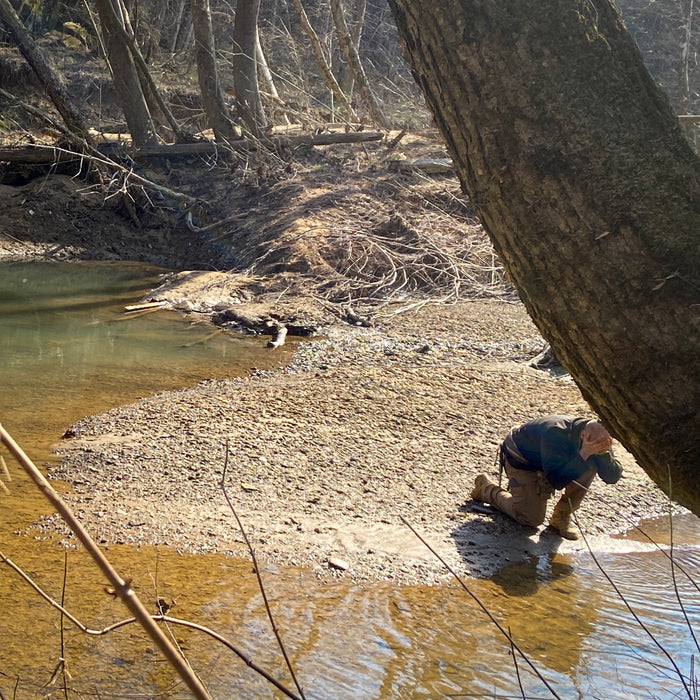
top-left (547, 502), bottom-right (579, 540)
top-left (471, 474), bottom-right (502, 503)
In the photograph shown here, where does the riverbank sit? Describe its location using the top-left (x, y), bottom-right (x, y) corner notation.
top-left (1, 135), bottom-right (679, 585)
top-left (40, 297), bottom-right (673, 585)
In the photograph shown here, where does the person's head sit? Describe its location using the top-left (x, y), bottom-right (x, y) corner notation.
top-left (581, 420), bottom-right (613, 454)
top-left (582, 420), bottom-right (610, 442)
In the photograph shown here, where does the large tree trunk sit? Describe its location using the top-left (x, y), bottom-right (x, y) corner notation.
top-left (0, 0), bottom-right (88, 139)
top-left (96, 0), bottom-right (158, 148)
top-left (232, 0), bottom-right (266, 137)
top-left (387, 0), bottom-right (700, 515)
top-left (190, 0), bottom-right (237, 144)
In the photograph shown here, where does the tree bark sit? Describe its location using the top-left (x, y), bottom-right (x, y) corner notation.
top-left (387, 0), bottom-right (700, 515)
top-left (0, 0), bottom-right (88, 139)
top-left (329, 0), bottom-right (388, 128)
top-left (678, 0), bottom-right (695, 116)
top-left (96, 0), bottom-right (158, 148)
top-left (190, 0), bottom-right (238, 144)
top-left (232, 0), bottom-right (266, 137)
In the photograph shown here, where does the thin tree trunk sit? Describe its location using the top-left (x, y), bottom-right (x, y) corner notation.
top-left (338, 0), bottom-right (367, 99)
top-left (290, 0), bottom-right (358, 123)
top-left (96, 0), bottom-right (158, 148)
top-left (110, 0), bottom-right (186, 142)
top-left (0, 0), bottom-right (88, 139)
top-left (388, 0), bottom-right (700, 515)
top-left (256, 29), bottom-right (290, 124)
top-left (170, 0), bottom-right (189, 53)
top-left (232, 0), bottom-right (266, 136)
top-left (330, 0), bottom-right (388, 128)
top-left (190, 0), bottom-right (237, 143)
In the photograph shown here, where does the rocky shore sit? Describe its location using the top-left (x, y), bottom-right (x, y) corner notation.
top-left (44, 298), bottom-right (676, 585)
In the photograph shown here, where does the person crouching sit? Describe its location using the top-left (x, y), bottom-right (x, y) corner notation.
top-left (471, 415), bottom-right (623, 540)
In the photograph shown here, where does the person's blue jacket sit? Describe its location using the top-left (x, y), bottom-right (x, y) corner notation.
top-left (508, 415), bottom-right (623, 490)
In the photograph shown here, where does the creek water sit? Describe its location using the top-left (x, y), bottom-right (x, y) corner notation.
top-left (0, 261), bottom-right (698, 699)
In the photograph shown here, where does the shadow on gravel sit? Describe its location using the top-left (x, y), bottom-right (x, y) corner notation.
top-left (450, 502), bottom-right (566, 579)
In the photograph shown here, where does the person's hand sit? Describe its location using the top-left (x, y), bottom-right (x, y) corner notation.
top-left (579, 431), bottom-right (613, 460)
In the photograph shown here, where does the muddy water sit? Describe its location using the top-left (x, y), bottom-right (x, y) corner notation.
top-left (1, 262), bottom-right (699, 699)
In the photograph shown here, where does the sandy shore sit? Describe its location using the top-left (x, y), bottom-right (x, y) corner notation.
top-left (43, 299), bottom-right (676, 585)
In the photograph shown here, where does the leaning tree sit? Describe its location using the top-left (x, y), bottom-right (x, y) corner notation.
top-left (386, 0), bottom-right (700, 515)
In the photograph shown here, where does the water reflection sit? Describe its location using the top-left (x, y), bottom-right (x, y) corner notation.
top-left (0, 260), bottom-right (292, 461)
top-left (490, 552), bottom-right (575, 597)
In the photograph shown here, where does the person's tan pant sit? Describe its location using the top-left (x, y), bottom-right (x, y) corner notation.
top-left (484, 459), bottom-right (597, 527)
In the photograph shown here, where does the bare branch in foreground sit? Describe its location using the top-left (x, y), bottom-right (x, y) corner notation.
top-left (0, 549), bottom-right (303, 700)
top-left (0, 422), bottom-right (211, 700)
top-left (399, 516), bottom-right (562, 700)
top-left (571, 506), bottom-right (694, 699)
top-left (665, 469), bottom-right (700, 656)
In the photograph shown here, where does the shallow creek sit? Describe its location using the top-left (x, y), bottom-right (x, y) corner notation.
top-left (0, 261), bottom-right (698, 699)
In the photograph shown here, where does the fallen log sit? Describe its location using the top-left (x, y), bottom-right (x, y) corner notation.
top-left (133, 130), bottom-right (384, 158)
top-left (0, 146), bottom-right (86, 163)
top-left (388, 157), bottom-right (454, 174)
top-left (0, 131), bottom-right (384, 164)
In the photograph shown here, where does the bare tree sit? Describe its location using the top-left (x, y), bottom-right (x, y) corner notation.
top-left (387, 0), bottom-right (700, 515)
top-left (329, 0), bottom-right (388, 127)
top-left (256, 29), bottom-right (290, 124)
top-left (290, 0), bottom-right (358, 122)
top-left (337, 0), bottom-right (367, 98)
top-left (190, 0), bottom-right (238, 143)
top-left (96, 0), bottom-right (158, 148)
top-left (232, 0), bottom-right (266, 136)
top-left (0, 0), bottom-right (88, 139)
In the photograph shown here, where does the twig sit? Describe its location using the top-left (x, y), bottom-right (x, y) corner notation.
top-left (665, 469), bottom-right (700, 655)
top-left (0, 549), bottom-right (302, 700)
top-left (0, 423), bottom-right (211, 700)
top-left (508, 625), bottom-right (526, 700)
top-left (220, 441), bottom-right (307, 700)
top-left (60, 550), bottom-right (69, 700)
top-left (579, 485), bottom-right (699, 593)
top-left (399, 516), bottom-right (561, 699)
top-left (0, 452), bottom-right (11, 481)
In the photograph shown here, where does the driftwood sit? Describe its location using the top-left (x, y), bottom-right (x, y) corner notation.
top-left (211, 309), bottom-right (292, 348)
top-left (266, 325), bottom-right (288, 349)
top-left (0, 131), bottom-right (384, 164)
top-left (124, 301), bottom-right (168, 312)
